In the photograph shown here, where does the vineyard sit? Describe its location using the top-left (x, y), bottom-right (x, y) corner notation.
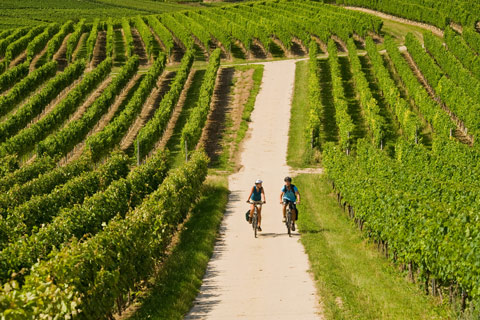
top-left (0, 0), bottom-right (479, 318)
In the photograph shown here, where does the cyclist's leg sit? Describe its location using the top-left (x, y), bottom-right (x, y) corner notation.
top-left (249, 203), bottom-right (255, 218)
top-left (282, 203), bottom-right (287, 220)
top-left (257, 206), bottom-right (262, 226)
top-left (292, 204), bottom-right (297, 222)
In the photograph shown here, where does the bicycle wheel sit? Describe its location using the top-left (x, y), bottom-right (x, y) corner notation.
top-left (253, 209), bottom-right (258, 238)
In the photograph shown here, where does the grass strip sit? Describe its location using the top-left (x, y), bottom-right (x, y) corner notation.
top-left (287, 59), bottom-right (317, 168)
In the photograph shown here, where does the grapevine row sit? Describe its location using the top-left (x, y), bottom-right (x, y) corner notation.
top-left (346, 38), bottom-right (385, 146)
top-left (135, 49), bottom-right (194, 159)
top-left (1, 151), bottom-right (207, 318)
top-left (0, 150), bottom-right (170, 284)
top-left (85, 54), bottom-right (166, 161)
top-left (0, 60), bottom-right (85, 143)
top-left (0, 61), bottom-right (57, 118)
top-left (0, 58), bottom-right (112, 158)
top-left (307, 42), bottom-right (323, 149)
top-left (383, 36), bottom-right (454, 137)
top-left (37, 55), bottom-right (139, 158)
top-left (181, 48), bottom-right (221, 155)
top-left (327, 39), bottom-right (354, 151)
top-left (66, 19), bottom-right (86, 62)
top-left (364, 37), bottom-right (420, 143)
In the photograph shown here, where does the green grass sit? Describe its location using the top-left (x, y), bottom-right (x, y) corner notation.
top-left (295, 174), bottom-right (453, 319)
top-left (125, 174), bottom-right (229, 320)
top-left (287, 59), bottom-right (320, 168)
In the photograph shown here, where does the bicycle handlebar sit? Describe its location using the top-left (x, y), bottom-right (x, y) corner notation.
top-left (247, 200), bottom-right (265, 204)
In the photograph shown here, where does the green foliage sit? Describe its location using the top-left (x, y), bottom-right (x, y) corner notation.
top-left (327, 39), bottom-right (354, 151)
top-left (365, 37), bottom-right (420, 143)
top-left (133, 16), bottom-right (154, 58)
top-left (0, 28), bottom-right (29, 58)
top-left (444, 26), bottom-right (480, 80)
top-left (105, 18), bottom-right (114, 58)
top-left (0, 60), bottom-right (85, 143)
top-left (159, 13), bottom-right (194, 50)
top-left (347, 38), bottom-right (385, 146)
top-left (0, 156), bottom-right (92, 217)
top-left (66, 19), bottom-right (86, 62)
top-left (0, 151), bottom-right (207, 319)
top-left (25, 23), bottom-right (60, 63)
top-left (146, 16), bottom-right (174, 56)
top-left (122, 17), bottom-right (134, 57)
top-left (0, 58), bottom-right (112, 158)
top-left (45, 20), bottom-right (74, 61)
top-left (0, 62), bottom-right (28, 94)
top-left (85, 54), bottom-right (166, 161)
top-left (86, 18), bottom-right (100, 61)
top-left (307, 41), bottom-right (322, 149)
top-left (463, 26), bottom-right (480, 55)
top-left (37, 55), bottom-right (139, 158)
top-left (181, 48), bottom-right (221, 157)
top-left (4, 25), bottom-right (45, 66)
top-left (0, 157), bottom-right (56, 193)
top-left (0, 60), bottom-right (57, 118)
top-left (0, 150), bottom-right (169, 284)
top-left (0, 152), bottom-right (130, 251)
top-left (323, 137), bottom-right (480, 309)
top-left (384, 36), bottom-right (454, 138)
top-left (136, 49), bottom-right (194, 160)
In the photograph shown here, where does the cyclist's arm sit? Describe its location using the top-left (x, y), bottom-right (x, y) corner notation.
top-left (295, 191), bottom-right (300, 204)
top-left (246, 187), bottom-right (254, 202)
top-left (259, 187), bottom-right (265, 203)
top-left (280, 191), bottom-right (284, 203)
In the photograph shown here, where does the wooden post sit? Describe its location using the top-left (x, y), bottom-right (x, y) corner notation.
top-left (136, 139), bottom-right (140, 166)
top-left (185, 140), bottom-right (188, 162)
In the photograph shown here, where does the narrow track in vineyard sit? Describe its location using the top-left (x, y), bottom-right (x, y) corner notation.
top-left (72, 32), bottom-right (87, 61)
top-left (120, 71), bottom-right (176, 151)
top-left (54, 33), bottom-right (72, 71)
top-left (91, 31), bottom-right (106, 68)
top-left (131, 28), bottom-right (149, 66)
top-left (343, 6), bottom-right (444, 37)
top-left (10, 51), bottom-right (27, 68)
top-left (199, 67), bottom-right (235, 164)
top-left (155, 69), bottom-right (196, 152)
top-left (68, 76), bottom-right (113, 123)
top-left (29, 45), bottom-right (48, 72)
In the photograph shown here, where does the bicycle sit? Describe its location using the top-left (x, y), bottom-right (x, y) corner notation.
top-left (247, 200), bottom-right (264, 238)
top-left (284, 200), bottom-right (296, 237)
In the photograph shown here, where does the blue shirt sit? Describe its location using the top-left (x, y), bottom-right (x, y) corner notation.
top-left (281, 185), bottom-right (298, 202)
top-left (251, 186), bottom-right (263, 201)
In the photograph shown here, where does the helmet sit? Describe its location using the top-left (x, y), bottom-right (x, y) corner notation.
top-left (255, 179), bottom-right (263, 184)
top-left (284, 176), bottom-right (292, 182)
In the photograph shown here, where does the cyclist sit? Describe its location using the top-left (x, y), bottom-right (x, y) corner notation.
top-left (280, 176), bottom-right (300, 231)
top-left (246, 179), bottom-right (266, 231)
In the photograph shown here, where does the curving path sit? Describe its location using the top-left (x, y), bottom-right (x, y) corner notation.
top-left (186, 60), bottom-right (322, 319)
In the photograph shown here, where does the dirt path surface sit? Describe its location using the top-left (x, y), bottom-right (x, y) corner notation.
top-left (186, 60), bottom-right (322, 320)
top-left (343, 6), bottom-right (444, 37)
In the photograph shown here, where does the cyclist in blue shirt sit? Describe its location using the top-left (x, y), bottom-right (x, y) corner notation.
top-left (246, 179), bottom-right (266, 231)
top-left (280, 176), bottom-right (300, 231)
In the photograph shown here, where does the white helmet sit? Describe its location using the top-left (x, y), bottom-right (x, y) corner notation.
top-left (255, 179), bottom-right (263, 184)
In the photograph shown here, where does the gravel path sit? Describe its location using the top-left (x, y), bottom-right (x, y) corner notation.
top-left (186, 59), bottom-right (323, 320)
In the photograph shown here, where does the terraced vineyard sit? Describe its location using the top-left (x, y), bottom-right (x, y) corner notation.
top-left (0, 0), bottom-right (479, 318)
